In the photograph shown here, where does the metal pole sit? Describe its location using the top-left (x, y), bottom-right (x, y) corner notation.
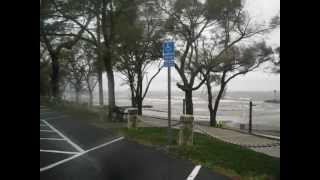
top-left (167, 64), bottom-right (172, 145)
top-left (249, 101), bottom-right (252, 134)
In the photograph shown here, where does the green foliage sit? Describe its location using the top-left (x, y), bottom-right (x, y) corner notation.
top-left (239, 41), bottom-right (273, 69)
top-left (173, 0), bottom-right (200, 13)
top-left (270, 14), bottom-right (280, 29)
top-left (205, 0), bottom-right (242, 20)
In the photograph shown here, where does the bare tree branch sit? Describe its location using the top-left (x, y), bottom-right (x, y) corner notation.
top-left (142, 63), bottom-right (164, 100)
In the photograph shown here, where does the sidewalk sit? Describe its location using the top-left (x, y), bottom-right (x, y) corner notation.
top-left (138, 116), bottom-right (280, 158)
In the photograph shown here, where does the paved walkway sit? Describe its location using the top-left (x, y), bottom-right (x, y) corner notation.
top-left (138, 116), bottom-right (280, 158)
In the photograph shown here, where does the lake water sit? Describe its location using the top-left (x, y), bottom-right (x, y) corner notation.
top-left (67, 90), bottom-right (280, 134)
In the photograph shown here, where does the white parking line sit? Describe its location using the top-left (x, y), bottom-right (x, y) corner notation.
top-left (41, 119), bottom-right (84, 153)
top-left (40, 149), bottom-right (79, 155)
top-left (40, 154), bottom-right (82, 172)
top-left (40, 124), bottom-right (47, 127)
top-left (43, 116), bottom-right (68, 120)
top-left (40, 128), bottom-right (51, 131)
top-left (85, 136), bottom-right (124, 153)
top-left (40, 136), bottom-right (124, 172)
top-left (40, 138), bottom-right (65, 141)
top-left (40, 109), bottom-right (53, 113)
top-left (40, 112), bottom-right (56, 115)
top-left (40, 130), bottom-right (55, 132)
top-left (186, 165), bottom-right (201, 180)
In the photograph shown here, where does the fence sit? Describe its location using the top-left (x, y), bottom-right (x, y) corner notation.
top-left (137, 98), bottom-right (280, 138)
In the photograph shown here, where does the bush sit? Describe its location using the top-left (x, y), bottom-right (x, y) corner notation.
top-left (215, 120), bottom-right (223, 128)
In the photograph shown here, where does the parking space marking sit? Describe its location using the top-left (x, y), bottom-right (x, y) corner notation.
top-left (40, 128), bottom-right (51, 131)
top-left (85, 136), bottom-right (124, 153)
top-left (40, 130), bottom-right (55, 133)
top-left (40, 109), bottom-right (51, 112)
top-left (40, 149), bottom-right (79, 155)
top-left (41, 119), bottom-right (85, 153)
top-left (186, 165), bottom-right (201, 180)
top-left (40, 138), bottom-right (65, 141)
top-left (43, 116), bottom-right (68, 120)
top-left (41, 154), bottom-right (82, 172)
top-left (40, 136), bottom-right (124, 172)
top-left (40, 112), bottom-right (57, 115)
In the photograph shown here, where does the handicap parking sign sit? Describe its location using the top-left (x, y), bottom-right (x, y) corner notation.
top-left (164, 60), bottom-right (175, 67)
top-left (163, 41), bottom-right (175, 67)
top-left (163, 41), bottom-right (174, 55)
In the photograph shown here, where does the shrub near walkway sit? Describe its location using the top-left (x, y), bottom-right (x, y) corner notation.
top-left (119, 127), bottom-right (280, 180)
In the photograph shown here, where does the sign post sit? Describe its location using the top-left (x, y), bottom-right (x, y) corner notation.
top-left (163, 41), bottom-right (175, 146)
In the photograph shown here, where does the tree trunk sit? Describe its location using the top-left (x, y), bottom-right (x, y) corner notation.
top-left (106, 69), bottom-right (115, 107)
top-left (101, 0), bottom-right (116, 120)
top-left (75, 89), bottom-right (80, 104)
top-left (51, 57), bottom-right (60, 98)
top-left (136, 66), bottom-right (143, 115)
top-left (88, 90), bottom-right (93, 107)
top-left (206, 79), bottom-right (215, 126)
top-left (211, 83), bottom-right (226, 127)
top-left (185, 89), bottom-right (193, 115)
top-left (98, 69), bottom-right (104, 106)
top-left (137, 96), bottom-right (142, 115)
top-left (129, 81), bottom-right (136, 107)
top-left (103, 49), bottom-right (116, 120)
top-left (96, 10), bottom-right (104, 107)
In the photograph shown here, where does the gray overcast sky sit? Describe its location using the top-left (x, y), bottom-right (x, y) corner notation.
top-left (109, 0), bottom-right (280, 92)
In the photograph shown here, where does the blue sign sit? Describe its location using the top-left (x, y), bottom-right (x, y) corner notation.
top-left (163, 41), bottom-right (175, 67)
top-left (163, 41), bottom-right (174, 55)
top-left (164, 60), bottom-right (175, 67)
top-left (163, 55), bottom-right (174, 60)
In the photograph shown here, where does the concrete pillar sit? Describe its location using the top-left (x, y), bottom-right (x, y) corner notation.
top-left (127, 108), bottom-right (138, 128)
top-left (178, 114), bottom-right (194, 146)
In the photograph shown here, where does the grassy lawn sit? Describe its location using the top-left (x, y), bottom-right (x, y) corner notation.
top-left (119, 127), bottom-right (280, 180)
top-left (44, 102), bottom-right (279, 180)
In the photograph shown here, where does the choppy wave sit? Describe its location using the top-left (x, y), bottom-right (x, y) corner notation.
top-left (65, 91), bottom-right (280, 131)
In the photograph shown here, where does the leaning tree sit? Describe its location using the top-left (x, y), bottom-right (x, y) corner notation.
top-left (204, 42), bottom-right (274, 126)
top-left (114, 0), bottom-right (164, 115)
top-left (199, 0), bottom-right (279, 126)
top-left (40, 0), bottom-right (92, 99)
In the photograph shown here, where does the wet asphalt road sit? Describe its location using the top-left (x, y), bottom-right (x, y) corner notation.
top-left (40, 106), bottom-right (230, 180)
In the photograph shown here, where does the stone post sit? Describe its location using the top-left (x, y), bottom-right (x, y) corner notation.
top-left (178, 114), bottom-right (194, 145)
top-left (127, 108), bottom-right (138, 129)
